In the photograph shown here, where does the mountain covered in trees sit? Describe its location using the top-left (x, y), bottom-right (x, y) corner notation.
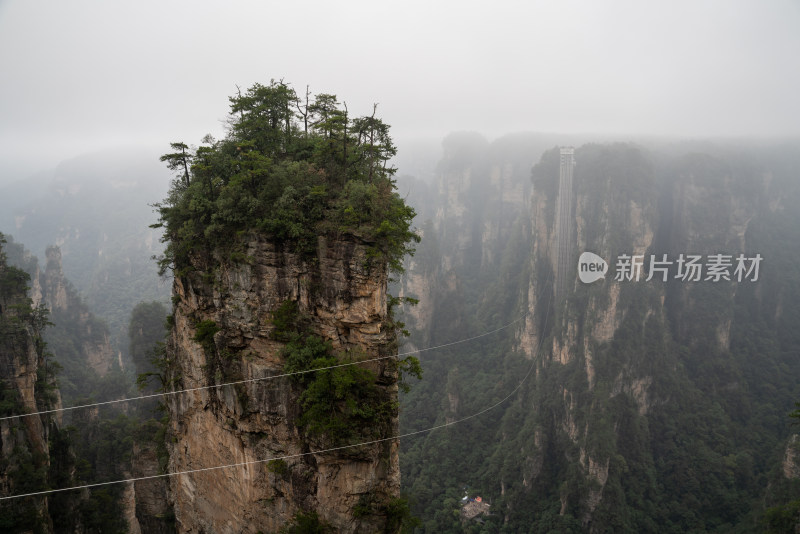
top-left (2, 78), bottom-right (800, 532)
top-left (395, 134), bottom-right (800, 533)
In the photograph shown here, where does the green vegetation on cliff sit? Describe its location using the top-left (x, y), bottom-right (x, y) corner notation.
top-left (397, 139), bottom-right (800, 533)
top-left (153, 80), bottom-right (418, 276)
top-left (272, 299), bottom-right (421, 444)
top-left (0, 233), bottom-right (80, 532)
top-left (152, 82), bottom-right (422, 532)
top-left (1, 234), bottom-right (171, 533)
top-left (154, 81), bottom-right (424, 441)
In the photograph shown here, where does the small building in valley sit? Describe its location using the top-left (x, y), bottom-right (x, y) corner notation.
top-left (461, 495), bottom-right (491, 521)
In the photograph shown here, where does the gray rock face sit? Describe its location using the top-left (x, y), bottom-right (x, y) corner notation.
top-left (0, 249), bottom-right (58, 531)
top-left (166, 235), bottom-right (400, 533)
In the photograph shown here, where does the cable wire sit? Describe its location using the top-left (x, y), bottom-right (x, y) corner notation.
top-left (0, 314), bottom-right (528, 421)
top-left (0, 281), bottom-right (551, 502)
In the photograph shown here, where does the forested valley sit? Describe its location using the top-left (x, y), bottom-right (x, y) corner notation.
top-left (2, 121), bottom-right (800, 532)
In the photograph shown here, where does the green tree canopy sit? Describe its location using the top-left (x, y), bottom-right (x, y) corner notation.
top-left (153, 80), bottom-right (418, 276)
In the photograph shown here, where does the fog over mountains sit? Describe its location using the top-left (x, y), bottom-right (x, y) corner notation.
top-left (1, 1), bottom-right (799, 532)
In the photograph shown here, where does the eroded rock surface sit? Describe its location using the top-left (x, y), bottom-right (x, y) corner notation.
top-left (166, 235), bottom-right (400, 533)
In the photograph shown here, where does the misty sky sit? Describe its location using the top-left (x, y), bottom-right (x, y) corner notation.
top-left (1, 0), bottom-right (799, 178)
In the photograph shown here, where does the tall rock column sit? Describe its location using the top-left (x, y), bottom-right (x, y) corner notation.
top-left (166, 235), bottom-right (401, 533)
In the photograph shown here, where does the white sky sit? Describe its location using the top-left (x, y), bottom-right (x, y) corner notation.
top-left (0, 0), bottom-right (798, 177)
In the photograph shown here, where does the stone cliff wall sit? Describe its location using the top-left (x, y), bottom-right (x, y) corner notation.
top-left (397, 139), bottom-right (800, 531)
top-left (515, 144), bottom-right (766, 529)
top-left (41, 246), bottom-right (114, 377)
top-left (0, 243), bottom-right (62, 531)
top-left (0, 300), bottom-right (54, 527)
top-left (166, 235), bottom-right (400, 533)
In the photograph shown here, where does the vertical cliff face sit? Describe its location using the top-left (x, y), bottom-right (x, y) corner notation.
top-left (0, 269), bottom-right (53, 531)
top-left (394, 133), bottom-right (537, 346)
top-left (0, 237), bottom-right (76, 532)
top-left (516, 145), bottom-right (666, 526)
top-left (131, 432), bottom-right (173, 534)
top-left (399, 139), bottom-right (800, 531)
top-left (166, 234), bottom-right (400, 533)
top-left (41, 246), bottom-right (114, 377)
top-left (496, 143), bottom-right (800, 530)
top-left (2, 239), bottom-right (118, 398)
